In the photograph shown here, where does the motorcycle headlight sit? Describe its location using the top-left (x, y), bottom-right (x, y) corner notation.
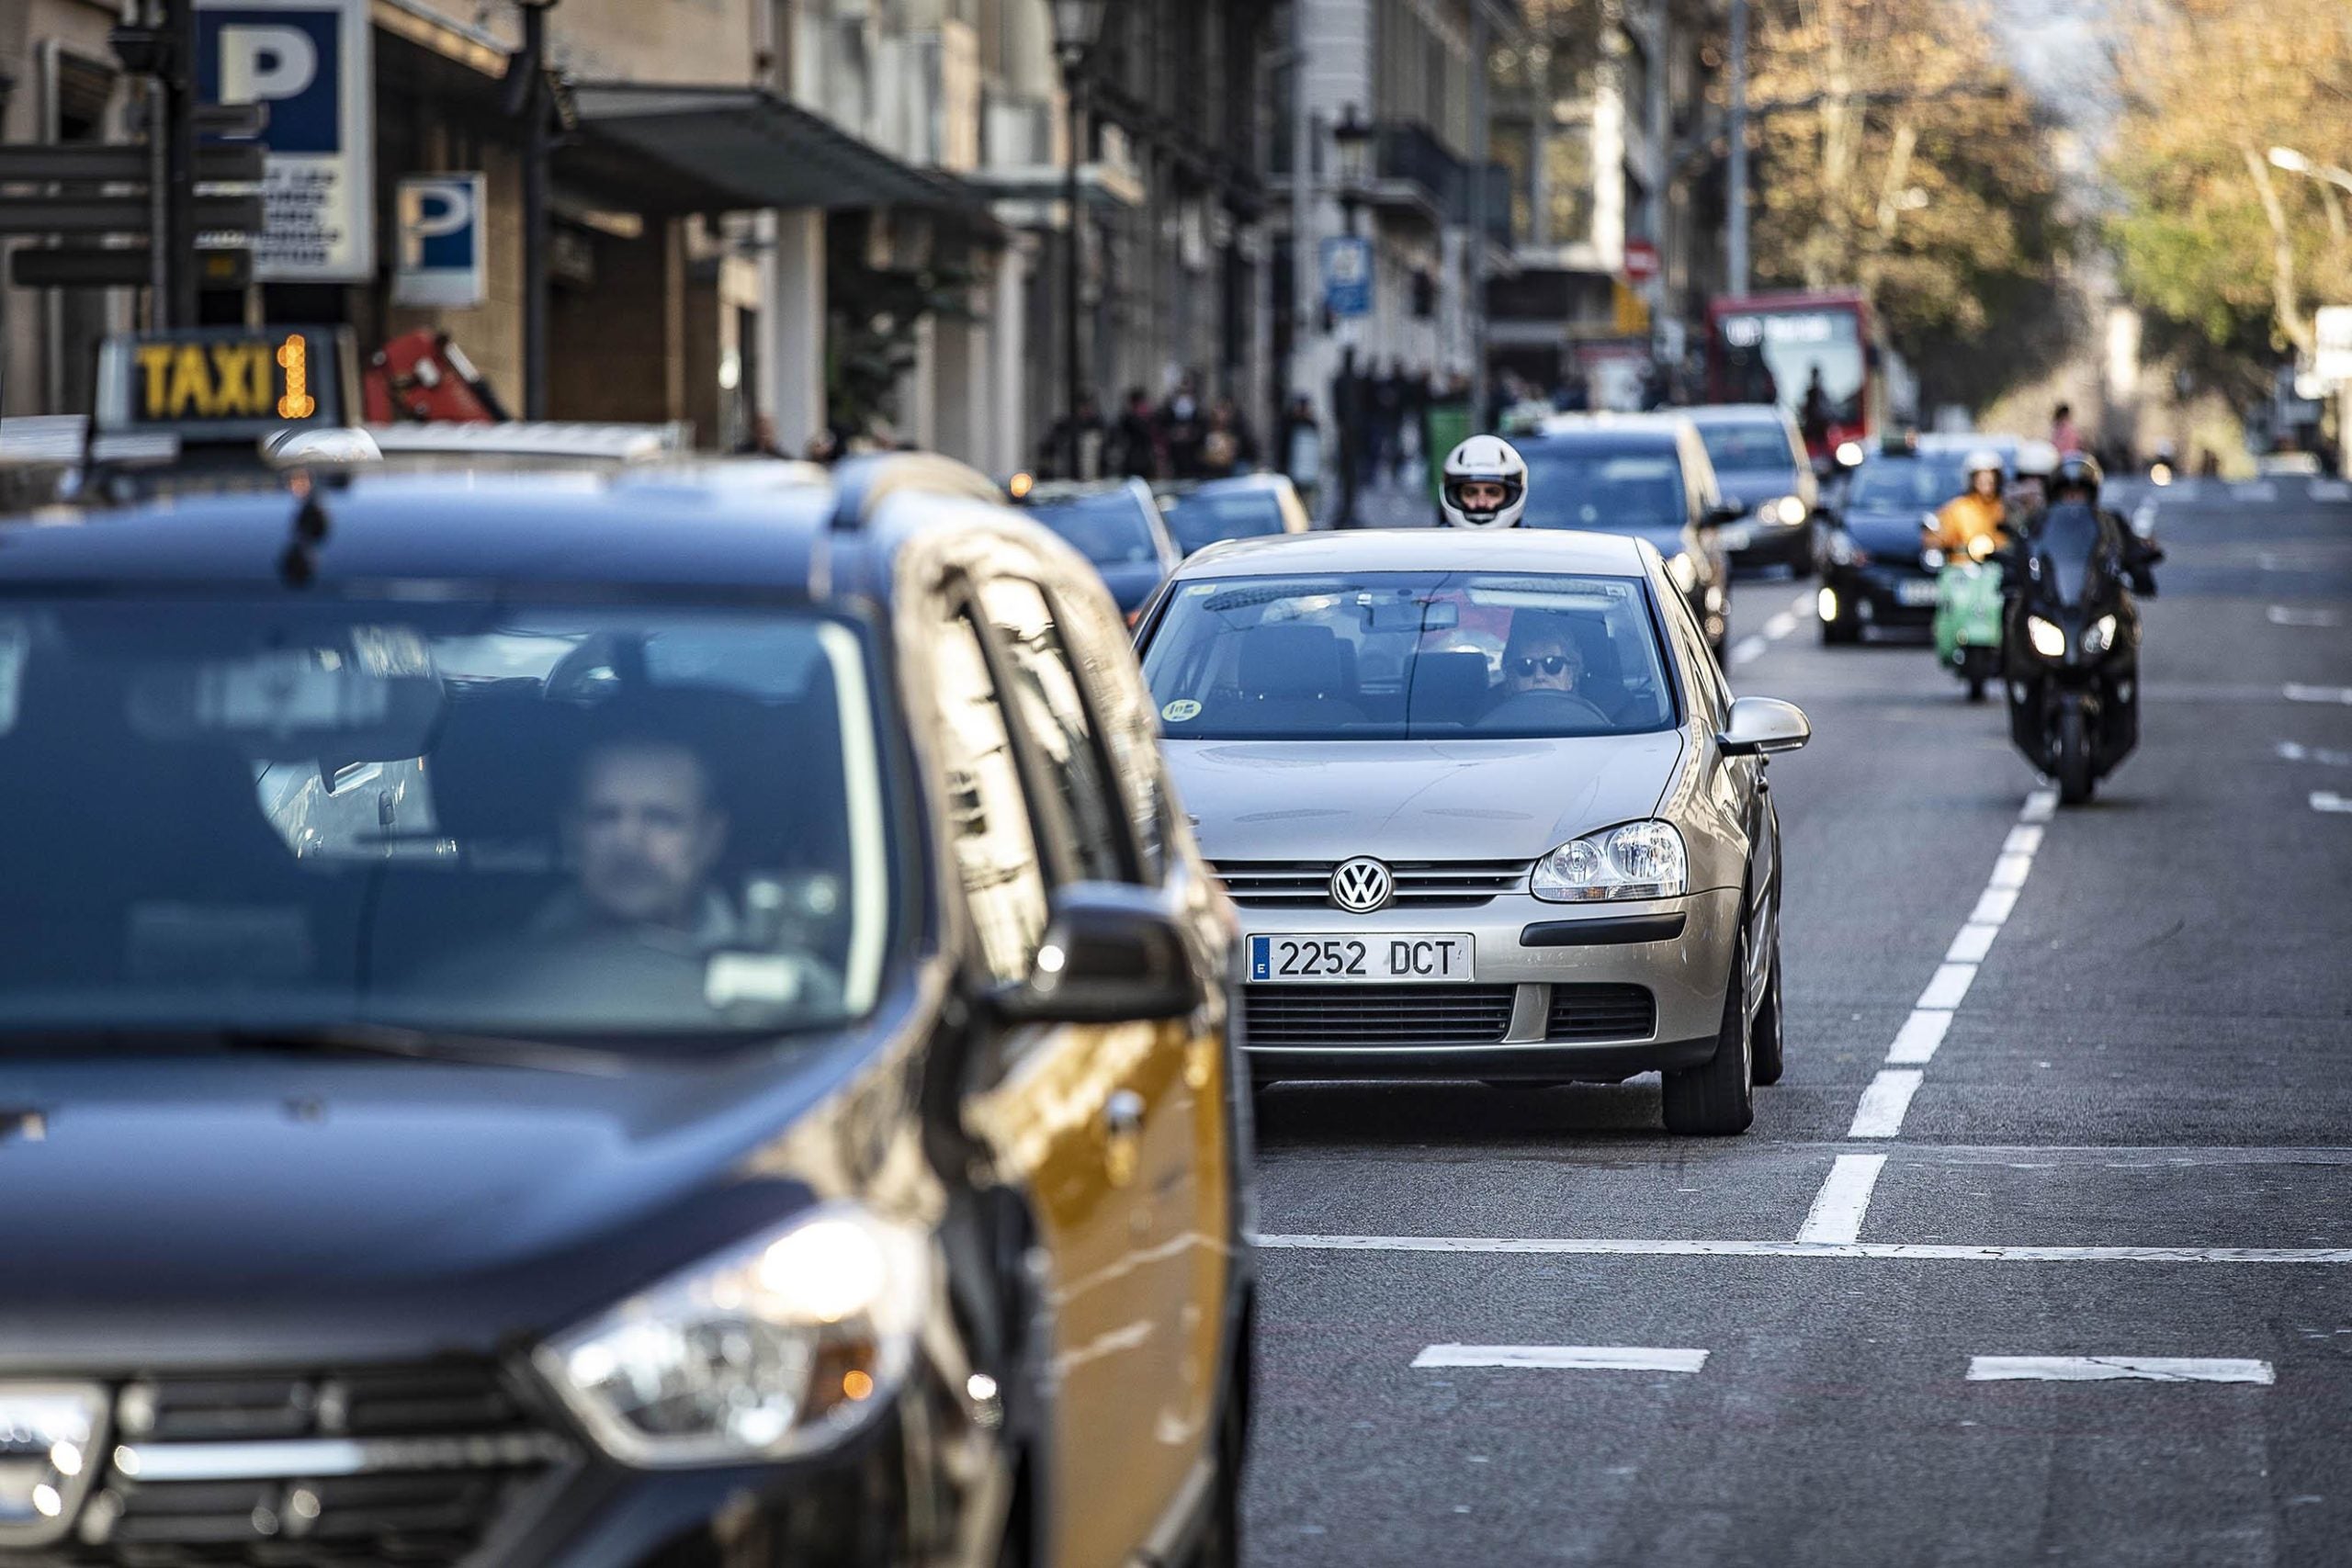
top-left (537, 1204), bottom-right (931, 1467)
top-left (2026, 615), bottom-right (2067, 659)
top-left (1667, 552), bottom-right (1700, 593)
top-left (1532, 820), bottom-right (1688, 902)
top-left (2083, 613), bottom-right (2118, 655)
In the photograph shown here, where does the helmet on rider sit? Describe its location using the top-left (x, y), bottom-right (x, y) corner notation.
top-left (2050, 452), bottom-right (2103, 506)
top-left (1963, 447), bottom-right (2004, 495)
top-left (2013, 439), bottom-right (2059, 480)
top-left (1439, 434), bottom-right (1530, 529)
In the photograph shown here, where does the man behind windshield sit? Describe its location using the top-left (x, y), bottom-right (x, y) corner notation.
top-left (540, 738), bottom-right (734, 944)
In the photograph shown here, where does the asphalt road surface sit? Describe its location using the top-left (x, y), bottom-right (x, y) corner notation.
top-left (1241, 474), bottom-right (2352, 1566)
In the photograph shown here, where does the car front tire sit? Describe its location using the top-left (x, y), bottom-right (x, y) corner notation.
top-left (1662, 936), bottom-right (1755, 1134)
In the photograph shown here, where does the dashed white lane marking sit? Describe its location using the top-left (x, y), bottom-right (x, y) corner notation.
top-left (1412, 1345), bottom-right (1708, 1373)
top-left (2020, 787), bottom-right (2057, 822)
top-left (1885, 1010), bottom-right (1953, 1066)
top-left (1797, 1154), bottom-right (1888, 1245)
top-left (2311, 480), bottom-right (2352, 503)
top-left (1971, 886), bottom-right (2019, 924)
top-left (2315, 792), bottom-right (2352, 815)
top-left (1258, 1235), bottom-right (2352, 1264)
top-left (1763, 611), bottom-right (1798, 639)
top-left (2279, 741), bottom-right (2352, 767)
top-left (1847, 1069), bottom-right (1925, 1139)
top-left (2268, 604), bottom-right (2343, 627)
top-left (1946, 925), bottom-right (2000, 963)
top-left (1967, 1357), bottom-right (2274, 1385)
top-left (2234, 481), bottom-right (2281, 502)
top-left (1730, 596), bottom-right (1814, 668)
top-left (1917, 963), bottom-right (1979, 1010)
top-left (2286, 683), bottom-right (2352, 705)
top-left (2004, 825), bottom-right (2043, 855)
top-left (1731, 635), bottom-right (1769, 667)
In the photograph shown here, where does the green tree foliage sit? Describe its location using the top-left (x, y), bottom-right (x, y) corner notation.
top-left (1744, 0), bottom-right (2075, 409)
top-left (2106, 0), bottom-right (2352, 365)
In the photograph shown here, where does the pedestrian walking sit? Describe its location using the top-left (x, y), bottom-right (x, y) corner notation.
top-left (2052, 400), bottom-right (2084, 456)
top-left (1113, 388), bottom-right (1159, 479)
top-left (1160, 375), bottom-right (1207, 479)
top-left (1282, 393), bottom-right (1323, 513)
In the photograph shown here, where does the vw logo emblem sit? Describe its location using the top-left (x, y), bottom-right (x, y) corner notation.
top-left (1329, 857), bottom-right (1394, 913)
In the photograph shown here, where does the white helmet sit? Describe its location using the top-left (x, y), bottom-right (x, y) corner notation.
top-left (2013, 438), bottom-right (2059, 479)
top-left (1963, 446), bottom-right (2004, 479)
top-left (1440, 434), bottom-right (1530, 529)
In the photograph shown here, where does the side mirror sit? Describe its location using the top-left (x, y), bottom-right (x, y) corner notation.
top-left (1718, 695), bottom-right (1812, 757)
top-left (991, 883), bottom-right (1203, 1025)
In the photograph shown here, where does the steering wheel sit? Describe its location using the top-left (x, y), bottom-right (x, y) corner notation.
top-left (1479, 689), bottom-right (1614, 730)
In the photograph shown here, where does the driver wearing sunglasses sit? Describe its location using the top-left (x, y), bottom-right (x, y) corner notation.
top-left (1502, 616), bottom-right (1585, 696)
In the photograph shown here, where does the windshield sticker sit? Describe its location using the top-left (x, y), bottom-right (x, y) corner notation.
top-left (1161, 699), bottom-right (1203, 723)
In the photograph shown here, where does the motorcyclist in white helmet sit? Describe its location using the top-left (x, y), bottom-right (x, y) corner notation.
top-left (1438, 434), bottom-right (1530, 529)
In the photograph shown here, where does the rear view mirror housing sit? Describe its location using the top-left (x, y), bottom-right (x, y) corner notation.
top-left (1718, 695), bottom-right (1812, 757)
top-left (990, 884), bottom-right (1203, 1026)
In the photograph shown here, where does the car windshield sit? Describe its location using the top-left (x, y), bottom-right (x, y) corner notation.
top-left (1161, 490), bottom-right (1285, 554)
top-left (1697, 421), bottom-right (1797, 477)
top-left (1519, 445), bottom-right (1686, 533)
top-left (1846, 457), bottom-right (1968, 512)
top-left (1141, 570), bottom-right (1677, 740)
top-left (1029, 493), bottom-right (1161, 566)
top-left (0, 598), bottom-right (890, 1044)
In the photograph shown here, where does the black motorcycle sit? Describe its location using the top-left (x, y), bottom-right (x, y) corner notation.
top-left (2000, 502), bottom-right (2154, 805)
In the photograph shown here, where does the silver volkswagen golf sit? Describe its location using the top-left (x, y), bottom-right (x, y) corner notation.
top-left (1134, 528), bottom-right (1810, 1134)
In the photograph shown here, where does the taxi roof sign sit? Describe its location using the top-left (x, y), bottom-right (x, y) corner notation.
top-left (95, 327), bottom-right (358, 443)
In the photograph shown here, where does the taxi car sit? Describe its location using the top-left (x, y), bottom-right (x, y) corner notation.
top-left (0, 331), bottom-right (1254, 1568)
top-left (1136, 527), bottom-right (1810, 1134)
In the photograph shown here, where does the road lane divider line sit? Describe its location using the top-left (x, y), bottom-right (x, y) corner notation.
top-left (2267, 605), bottom-right (2342, 627)
top-left (1970, 887), bottom-right (2019, 925)
top-left (1986, 852), bottom-right (2033, 890)
top-left (1257, 1235), bottom-right (2352, 1263)
top-left (2003, 825), bottom-right (2044, 855)
top-left (1848, 1069), bottom-right (1925, 1139)
top-left (1885, 1010), bottom-right (1953, 1066)
top-left (1946, 925), bottom-right (2000, 964)
top-left (2313, 479), bottom-right (2352, 503)
top-left (2278, 741), bottom-right (2352, 767)
top-left (2286, 683), bottom-right (2352, 705)
top-left (2021, 788), bottom-right (2057, 822)
top-left (1792, 589), bottom-right (1816, 615)
top-left (2314, 792), bottom-right (2352, 815)
top-left (1731, 635), bottom-right (1770, 667)
top-left (1917, 963), bottom-right (1978, 1010)
top-left (1797, 1154), bottom-right (1888, 1245)
top-left (1412, 1345), bottom-right (1708, 1373)
top-left (1966, 1357), bottom-right (2274, 1385)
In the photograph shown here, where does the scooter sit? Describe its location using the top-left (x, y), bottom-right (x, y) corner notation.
top-left (1927, 532), bottom-right (2005, 702)
top-left (2001, 502), bottom-right (2143, 805)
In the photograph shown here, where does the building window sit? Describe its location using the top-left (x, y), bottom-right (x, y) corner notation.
top-left (1544, 124), bottom-right (1594, 247)
top-left (1492, 120), bottom-right (1532, 244)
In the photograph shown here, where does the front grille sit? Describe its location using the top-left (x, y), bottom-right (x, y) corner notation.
top-left (1212, 859), bottom-right (1532, 908)
top-left (42, 1360), bottom-right (571, 1567)
top-left (1244, 983), bottom-right (1518, 1046)
top-left (1545, 984), bottom-right (1656, 1042)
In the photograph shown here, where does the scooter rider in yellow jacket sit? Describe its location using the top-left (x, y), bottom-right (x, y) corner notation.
top-left (1928, 448), bottom-right (2009, 561)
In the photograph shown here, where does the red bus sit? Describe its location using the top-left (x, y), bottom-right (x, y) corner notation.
top-left (1704, 290), bottom-right (1905, 467)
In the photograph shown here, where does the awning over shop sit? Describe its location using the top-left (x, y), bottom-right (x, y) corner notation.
top-left (563, 84), bottom-right (993, 224)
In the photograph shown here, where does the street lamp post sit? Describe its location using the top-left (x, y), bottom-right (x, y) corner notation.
top-left (505, 0), bottom-right (562, 420)
top-left (1330, 105), bottom-right (1373, 527)
top-left (1051, 0), bottom-right (1108, 478)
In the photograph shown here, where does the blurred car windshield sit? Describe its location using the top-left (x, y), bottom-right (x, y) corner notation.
top-left (1697, 421), bottom-right (1797, 475)
top-left (1161, 489), bottom-right (1286, 554)
top-left (1029, 492), bottom-right (1161, 565)
top-left (1846, 457), bottom-right (1969, 511)
top-left (1141, 570), bottom-right (1677, 740)
top-left (1518, 445), bottom-right (1686, 533)
top-left (0, 598), bottom-right (889, 1043)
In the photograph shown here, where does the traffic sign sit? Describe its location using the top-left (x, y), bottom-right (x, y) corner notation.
top-left (196, 0), bottom-right (376, 282)
top-left (393, 174), bottom-right (487, 308)
top-left (1624, 239), bottom-right (1660, 285)
top-left (1321, 235), bottom-right (1373, 320)
top-left (2316, 306), bottom-right (2352, 383)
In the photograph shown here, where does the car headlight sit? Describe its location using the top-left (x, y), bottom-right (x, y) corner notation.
top-left (1772, 495), bottom-right (1808, 526)
top-left (1667, 552), bottom-right (1700, 593)
top-left (1921, 546), bottom-right (1946, 570)
top-left (1532, 820), bottom-right (1689, 902)
top-left (2083, 613), bottom-right (2118, 655)
top-left (1835, 441), bottom-right (1864, 468)
top-left (537, 1203), bottom-right (930, 1467)
top-left (2026, 615), bottom-right (2066, 659)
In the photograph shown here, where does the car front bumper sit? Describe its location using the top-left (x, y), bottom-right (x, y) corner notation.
top-left (1724, 520), bottom-right (1814, 573)
top-left (1821, 560), bottom-right (1936, 629)
top-left (1234, 888), bottom-right (1741, 1082)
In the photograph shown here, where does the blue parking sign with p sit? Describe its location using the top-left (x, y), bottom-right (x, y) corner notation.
top-left (198, 9), bottom-right (341, 153)
top-left (393, 175), bottom-right (486, 308)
